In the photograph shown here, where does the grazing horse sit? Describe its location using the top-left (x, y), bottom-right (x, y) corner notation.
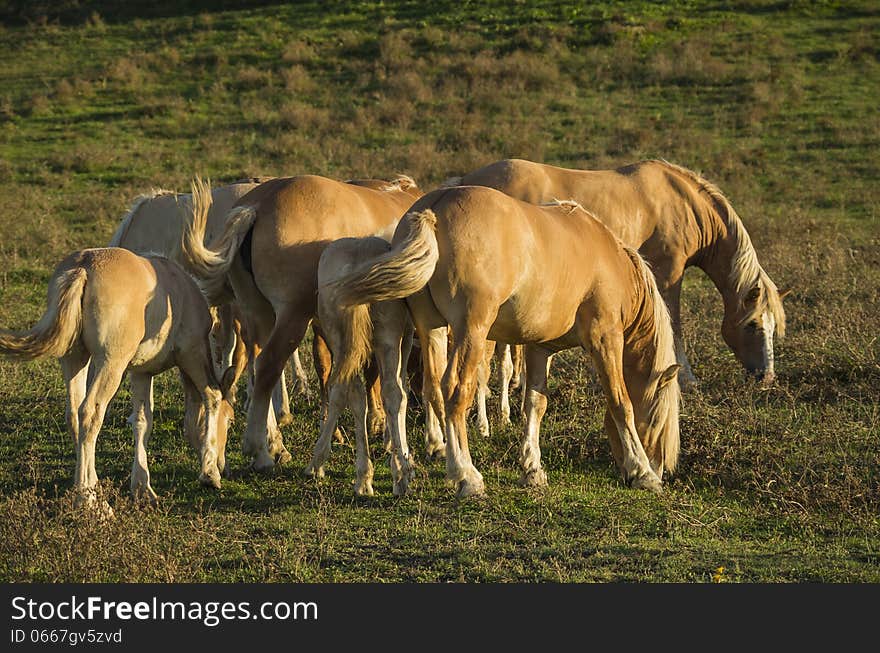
top-left (180, 174), bottom-right (423, 471)
top-left (446, 158), bottom-right (789, 385)
top-left (324, 186), bottom-right (681, 497)
top-left (307, 236), bottom-right (415, 496)
top-left (0, 248), bottom-right (242, 511)
top-left (109, 179), bottom-right (311, 422)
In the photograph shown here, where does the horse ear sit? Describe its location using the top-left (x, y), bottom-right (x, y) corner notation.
top-left (778, 287), bottom-right (793, 301)
top-left (659, 364), bottom-right (681, 390)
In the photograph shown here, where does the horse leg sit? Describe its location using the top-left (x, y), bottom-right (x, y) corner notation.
top-left (418, 326), bottom-right (448, 459)
top-left (291, 348), bottom-right (312, 400)
top-left (273, 367), bottom-right (293, 426)
top-left (474, 340), bottom-right (494, 437)
top-left (580, 323), bottom-right (663, 493)
top-left (375, 302), bottom-right (413, 496)
top-left (443, 319), bottom-right (493, 498)
top-left (311, 324), bottom-right (343, 444)
top-left (305, 381), bottom-right (347, 479)
top-left (498, 343), bottom-right (514, 426)
top-left (662, 276), bottom-right (697, 388)
top-left (347, 380), bottom-right (374, 496)
top-left (75, 356), bottom-right (127, 516)
top-left (244, 308), bottom-right (311, 471)
top-left (60, 347), bottom-right (89, 446)
top-left (176, 346), bottom-right (224, 490)
top-left (365, 357), bottom-right (387, 439)
top-left (519, 345), bottom-right (551, 488)
top-left (128, 372), bottom-right (158, 504)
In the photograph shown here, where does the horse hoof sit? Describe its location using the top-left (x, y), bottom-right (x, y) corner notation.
top-left (132, 487), bottom-right (160, 507)
top-left (274, 448), bottom-right (292, 465)
top-left (630, 473), bottom-right (663, 494)
top-left (354, 481), bottom-right (375, 497)
top-left (303, 464), bottom-right (325, 479)
top-left (277, 413), bottom-right (294, 427)
top-left (518, 468), bottom-right (548, 488)
top-left (425, 444), bottom-right (446, 461)
top-left (332, 428), bottom-right (345, 444)
top-left (457, 475), bottom-right (486, 499)
top-left (250, 452), bottom-right (276, 474)
top-left (199, 470), bottom-right (222, 490)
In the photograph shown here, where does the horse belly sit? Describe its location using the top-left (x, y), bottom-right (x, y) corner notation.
top-left (128, 310), bottom-right (175, 373)
top-left (488, 293), bottom-right (579, 346)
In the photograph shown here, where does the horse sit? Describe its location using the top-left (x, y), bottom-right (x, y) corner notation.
top-left (179, 173), bottom-right (423, 472)
top-left (324, 185), bottom-right (682, 498)
top-left (0, 248), bottom-right (243, 512)
top-left (445, 158), bottom-right (790, 386)
top-left (306, 236), bottom-right (415, 496)
top-left (109, 179), bottom-right (311, 424)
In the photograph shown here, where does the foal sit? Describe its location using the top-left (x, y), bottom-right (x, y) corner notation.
top-left (0, 248), bottom-right (242, 511)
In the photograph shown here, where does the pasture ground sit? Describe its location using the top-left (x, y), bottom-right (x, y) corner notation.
top-left (0, 1), bottom-right (877, 582)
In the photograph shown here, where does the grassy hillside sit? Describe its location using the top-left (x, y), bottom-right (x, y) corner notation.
top-left (0, 1), bottom-right (878, 582)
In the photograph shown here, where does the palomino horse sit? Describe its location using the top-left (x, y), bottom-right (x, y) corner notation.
top-left (0, 248), bottom-right (242, 511)
top-left (180, 174), bottom-right (423, 471)
top-left (447, 158), bottom-right (789, 386)
top-left (109, 179), bottom-right (311, 423)
top-left (325, 186), bottom-right (681, 497)
top-left (307, 236), bottom-right (415, 496)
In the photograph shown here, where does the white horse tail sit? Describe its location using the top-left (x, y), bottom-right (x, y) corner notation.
top-left (180, 176), bottom-right (256, 305)
top-left (326, 209), bottom-right (439, 308)
top-left (0, 267), bottom-right (87, 361)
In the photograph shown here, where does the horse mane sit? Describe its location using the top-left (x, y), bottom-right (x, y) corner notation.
top-left (230, 176), bottom-right (275, 185)
top-left (652, 159), bottom-right (786, 337)
top-left (624, 246), bottom-right (681, 475)
top-left (108, 188), bottom-right (179, 247)
top-left (379, 174), bottom-right (418, 192)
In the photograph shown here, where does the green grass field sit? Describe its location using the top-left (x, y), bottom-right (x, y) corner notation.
top-left (0, 1), bottom-right (877, 582)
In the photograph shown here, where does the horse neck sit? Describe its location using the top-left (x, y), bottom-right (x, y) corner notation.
top-left (689, 200), bottom-right (751, 311)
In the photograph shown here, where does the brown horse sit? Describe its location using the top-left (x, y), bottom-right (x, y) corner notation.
top-left (0, 248), bottom-right (242, 512)
top-left (109, 179), bottom-right (311, 422)
top-left (325, 186), bottom-right (681, 497)
top-left (180, 174), bottom-right (422, 471)
top-left (446, 158), bottom-right (789, 386)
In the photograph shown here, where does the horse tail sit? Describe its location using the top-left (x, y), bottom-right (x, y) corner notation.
top-left (319, 286), bottom-right (374, 386)
top-left (180, 176), bottom-right (256, 305)
top-left (325, 209), bottom-right (439, 308)
top-left (626, 248), bottom-right (681, 475)
top-left (0, 267), bottom-right (87, 361)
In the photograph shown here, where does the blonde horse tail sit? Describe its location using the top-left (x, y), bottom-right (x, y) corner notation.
top-left (0, 267), bottom-right (87, 361)
top-left (320, 294), bottom-right (373, 386)
top-left (326, 209), bottom-right (439, 308)
top-left (627, 248), bottom-right (681, 475)
top-left (180, 176), bottom-right (256, 305)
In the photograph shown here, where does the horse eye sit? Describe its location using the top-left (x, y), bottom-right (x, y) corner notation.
top-left (746, 321), bottom-right (759, 332)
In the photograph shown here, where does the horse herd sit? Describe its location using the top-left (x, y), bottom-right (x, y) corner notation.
top-left (0, 158), bottom-right (789, 512)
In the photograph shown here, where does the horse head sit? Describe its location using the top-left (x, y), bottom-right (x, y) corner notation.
top-left (721, 283), bottom-right (791, 384)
